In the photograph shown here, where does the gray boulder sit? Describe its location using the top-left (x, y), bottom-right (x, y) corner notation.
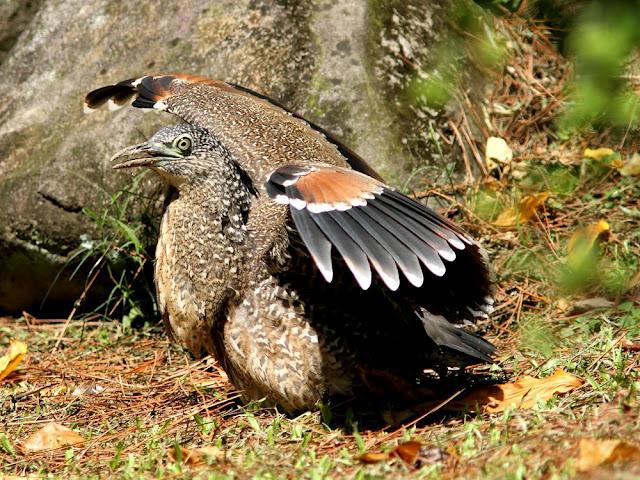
top-left (0, 0), bottom-right (492, 315)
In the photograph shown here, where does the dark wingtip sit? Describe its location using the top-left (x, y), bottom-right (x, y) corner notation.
top-left (421, 311), bottom-right (495, 363)
top-left (84, 78), bottom-right (138, 110)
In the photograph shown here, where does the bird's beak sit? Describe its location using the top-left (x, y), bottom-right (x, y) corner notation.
top-left (110, 142), bottom-right (180, 169)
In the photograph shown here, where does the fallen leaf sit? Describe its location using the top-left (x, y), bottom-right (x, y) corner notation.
top-left (394, 441), bottom-right (422, 465)
top-left (21, 423), bottom-right (85, 453)
top-left (448, 369), bottom-right (583, 413)
top-left (486, 136), bottom-right (513, 171)
top-left (618, 152), bottom-right (640, 176)
top-left (567, 220), bottom-right (610, 255)
top-left (168, 445), bottom-right (224, 466)
top-left (621, 339), bottom-right (640, 352)
top-left (493, 192), bottom-right (549, 227)
top-left (584, 147), bottom-right (616, 160)
top-left (577, 438), bottom-right (640, 472)
top-left (0, 339), bottom-right (27, 382)
top-left (392, 441), bottom-right (448, 468)
top-left (554, 298), bottom-right (571, 313)
top-left (357, 441), bottom-right (447, 468)
top-left (357, 451), bottom-right (389, 464)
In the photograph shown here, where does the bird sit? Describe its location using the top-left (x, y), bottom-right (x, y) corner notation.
top-left (85, 74), bottom-right (496, 413)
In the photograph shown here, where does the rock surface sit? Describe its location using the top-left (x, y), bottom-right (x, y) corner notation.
top-left (0, 0), bottom-right (492, 315)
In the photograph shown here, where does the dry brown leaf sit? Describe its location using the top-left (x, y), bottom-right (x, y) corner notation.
top-left (621, 339), bottom-right (640, 352)
top-left (567, 220), bottom-right (610, 255)
top-left (357, 451), bottom-right (389, 464)
top-left (577, 438), bottom-right (640, 472)
top-left (168, 445), bottom-right (224, 466)
top-left (584, 147), bottom-right (616, 160)
top-left (0, 339), bottom-right (27, 382)
top-left (448, 369), bottom-right (583, 413)
top-left (493, 192), bottom-right (549, 227)
top-left (357, 441), bottom-right (446, 468)
top-left (394, 441), bottom-right (422, 465)
top-left (21, 423), bottom-right (85, 453)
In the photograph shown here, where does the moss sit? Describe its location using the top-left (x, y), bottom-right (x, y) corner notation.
top-left (365, 0), bottom-right (496, 186)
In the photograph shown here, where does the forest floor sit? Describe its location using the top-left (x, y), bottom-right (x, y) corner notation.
top-left (2, 17), bottom-right (640, 480)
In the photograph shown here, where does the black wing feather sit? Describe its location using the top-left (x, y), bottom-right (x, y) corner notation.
top-left (370, 196), bottom-right (456, 262)
top-left (328, 211), bottom-right (400, 291)
top-left (384, 190), bottom-right (472, 246)
top-left (310, 212), bottom-right (372, 289)
top-left (290, 208), bottom-right (334, 282)
top-left (345, 208), bottom-right (424, 287)
top-left (421, 311), bottom-right (495, 362)
top-left (363, 200), bottom-right (446, 277)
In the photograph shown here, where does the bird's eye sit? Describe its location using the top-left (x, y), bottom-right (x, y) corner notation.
top-left (174, 135), bottom-right (192, 153)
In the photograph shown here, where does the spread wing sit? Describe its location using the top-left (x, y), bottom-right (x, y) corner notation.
top-left (266, 164), bottom-right (495, 361)
top-left (265, 164), bottom-right (479, 289)
top-left (84, 74), bottom-right (383, 181)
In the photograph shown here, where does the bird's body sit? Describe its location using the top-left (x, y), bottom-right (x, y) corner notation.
top-left (85, 75), bottom-right (496, 413)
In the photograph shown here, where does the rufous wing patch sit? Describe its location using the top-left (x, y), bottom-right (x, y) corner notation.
top-left (295, 169), bottom-right (382, 206)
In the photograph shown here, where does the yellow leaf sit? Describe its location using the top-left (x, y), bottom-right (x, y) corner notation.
top-left (492, 192), bottom-right (549, 227)
top-left (618, 152), bottom-right (640, 176)
top-left (567, 220), bottom-right (610, 256)
top-left (21, 423), bottom-right (85, 453)
top-left (577, 438), bottom-right (640, 472)
top-left (486, 136), bottom-right (513, 171)
top-left (0, 339), bottom-right (27, 382)
top-left (447, 369), bottom-right (583, 413)
top-left (584, 147), bottom-right (615, 160)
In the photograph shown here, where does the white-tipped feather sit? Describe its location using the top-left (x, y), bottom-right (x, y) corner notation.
top-left (107, 99), bottom-right (124, 111)
top-left (316, 260), bottom-right (334, 283)
top-left (154, 100), bottom-right (168, 111)
top-left (272, 193), bottom-right (291, 205)
top-left (424, 260), bottom-right (446, 277)
top-left (348, 262), bottom-right (372, 290)
top-left (307, 203), bottom-right (335, 213)
top-left (281, 178), bottom-right (299, 187)
top-left (377, 268), bottom-right (400, 291)
top-left (437, 248), bottom-right (456, 262)
top-left (447, 235), bottom-right (466, 250)
top-left (402, 267), bottom-right (424, 288)
top-left (289, 198), bottom-right (307, 210)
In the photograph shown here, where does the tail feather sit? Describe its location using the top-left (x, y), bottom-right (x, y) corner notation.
top-left (420, 310), bottom-right (495, 363)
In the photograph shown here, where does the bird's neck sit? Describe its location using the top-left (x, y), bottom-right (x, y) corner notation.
top-left (155, 171), bottom-right (256, 356)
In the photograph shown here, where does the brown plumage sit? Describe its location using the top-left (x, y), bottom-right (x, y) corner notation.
top-left (85, 74), bottom-right (496, 413)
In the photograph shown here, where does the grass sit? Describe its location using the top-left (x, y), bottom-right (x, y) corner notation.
top-left (2, 14), bottom-right (640, 480)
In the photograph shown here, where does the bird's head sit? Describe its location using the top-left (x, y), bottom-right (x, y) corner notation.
top-left (110, 124), bottom-right (229, 187)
